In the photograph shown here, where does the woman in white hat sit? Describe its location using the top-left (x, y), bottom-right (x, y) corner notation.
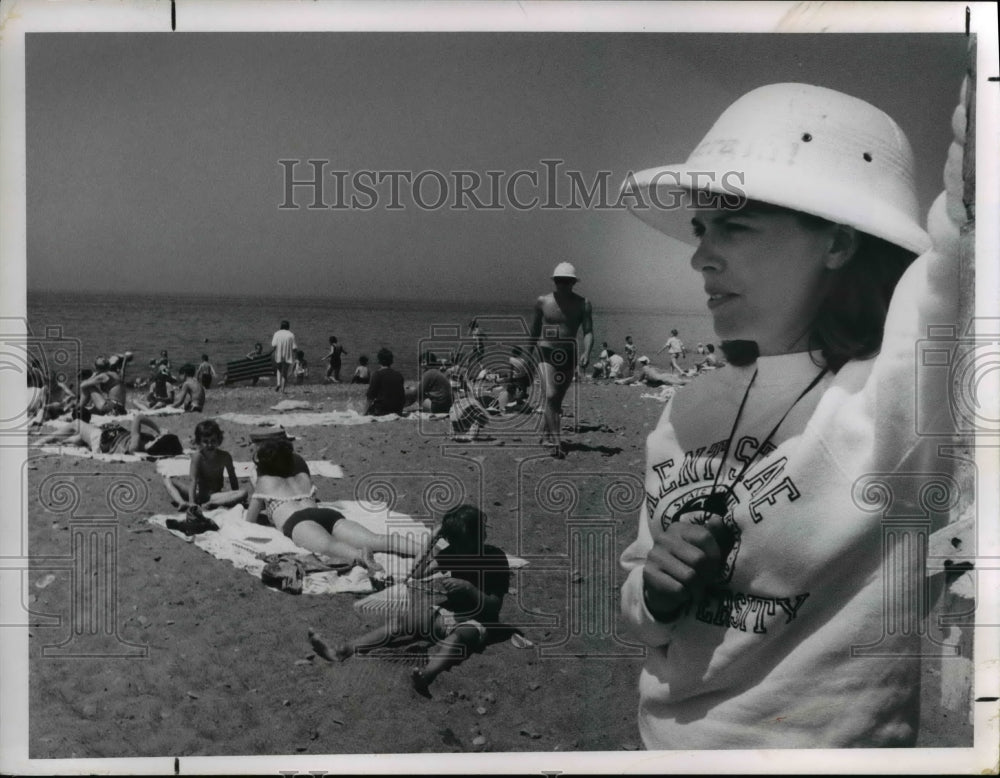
top-left (619, 81), bottom-right (968, 748)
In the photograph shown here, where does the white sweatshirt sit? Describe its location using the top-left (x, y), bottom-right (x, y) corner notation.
top-left (620, 87), bottom-right (966, 749)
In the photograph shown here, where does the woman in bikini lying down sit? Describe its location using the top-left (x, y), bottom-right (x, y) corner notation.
top-left (246, 436), bottom-right (425, 574)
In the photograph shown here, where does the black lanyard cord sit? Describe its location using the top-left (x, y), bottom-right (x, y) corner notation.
top-left (711, 365), bottom-right (829, 508)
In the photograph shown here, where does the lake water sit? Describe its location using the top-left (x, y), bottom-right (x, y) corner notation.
top-left (26, 291), bottom-right (716, 383)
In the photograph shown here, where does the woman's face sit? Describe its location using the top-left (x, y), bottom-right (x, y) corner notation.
top-left (689, 205), bottom-right (838, 356)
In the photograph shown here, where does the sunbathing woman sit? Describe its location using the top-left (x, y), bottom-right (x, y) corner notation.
top-left (246, 437), bottom-right (424, 573)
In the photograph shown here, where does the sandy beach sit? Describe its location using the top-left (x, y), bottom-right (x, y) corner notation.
top-left (25, 379), bottom-right (969, 758)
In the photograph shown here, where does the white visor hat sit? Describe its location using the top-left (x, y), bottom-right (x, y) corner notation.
top-left (622, 83), bottom-right (930, 255)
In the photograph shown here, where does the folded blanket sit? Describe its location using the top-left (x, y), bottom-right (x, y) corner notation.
top-left (148, 501), bottom-right (527, 595)
top-left (154, 458), bottom-right (344, 479)
top-left (216, 410), bottom-right (449, 427)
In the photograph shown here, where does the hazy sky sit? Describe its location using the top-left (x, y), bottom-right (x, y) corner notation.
top-left (26, 31), bottom-right (967, 309)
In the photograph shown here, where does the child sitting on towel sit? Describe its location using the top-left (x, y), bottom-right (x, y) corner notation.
top-left (163, 419), bottom-right (247, 510)
top-left (312, 504), bottom-right (510, 697)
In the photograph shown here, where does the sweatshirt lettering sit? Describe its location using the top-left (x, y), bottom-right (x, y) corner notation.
top-left (651, 439), bottom-right (729, 496)
top-left (695, 589), bottom-right (810, 633)
top-left (748, 476), bottom-right (801, 523)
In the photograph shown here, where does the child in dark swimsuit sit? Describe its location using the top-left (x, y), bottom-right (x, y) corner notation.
top-left (311, 504), bottom-right (510, 698)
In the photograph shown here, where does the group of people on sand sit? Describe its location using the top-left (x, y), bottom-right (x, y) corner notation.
top-left (34, 401), bottom-right (509, 697)
top-left (244, 430), bottom-right (509, 696)
top-left (29, 350), bottom-right (135, 426)
top-left (592, 335), bottom-right (724, 385)
top-left (26, 345), bottom-right (224, 458)
top-left (152, 420), bottom-right (510, 697)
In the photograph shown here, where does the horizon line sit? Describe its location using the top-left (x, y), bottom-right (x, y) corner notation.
top-left (26, 288), bottom-right (708, 317)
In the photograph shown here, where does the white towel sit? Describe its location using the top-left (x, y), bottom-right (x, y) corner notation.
top-left (148, 501), bottom-right (432, 594)
top-left (270, 400), bottom-right (313, 411)
top-left (34, 445), bottom-right (148, 463)
top-left (217, 410), bottom-right (449, 427)
top-left (130, 405), bottom-right (187, 417)
top-left (155, 458), bottom-right (344, 479)
top-left (148, 500), bottom-right (527, 595)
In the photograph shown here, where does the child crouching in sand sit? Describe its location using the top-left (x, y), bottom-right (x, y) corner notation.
top-left (163, 419), bottom-right (247, 509)
top-left (310, 504), bottom-right (510, 697)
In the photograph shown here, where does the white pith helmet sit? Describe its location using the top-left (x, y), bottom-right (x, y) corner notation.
top-left (623, 83), bottom-right (930, 255)
top-left (552, 262), bottom-right (578, 280)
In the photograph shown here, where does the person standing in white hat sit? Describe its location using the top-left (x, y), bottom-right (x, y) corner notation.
top-left (619, 81), bottom-right (968, 748)
top-left (529, 262), bottom-right (594, 457)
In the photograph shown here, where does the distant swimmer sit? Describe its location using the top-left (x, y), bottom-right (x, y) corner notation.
top-left (529, 262), bottom-right (593, 458)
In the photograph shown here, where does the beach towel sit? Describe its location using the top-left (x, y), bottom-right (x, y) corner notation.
top-left (148, 501), bottom-right (430, 594)
top-left (147, 501), bottom-right (528, 595)
top-left (154, 458), bottom-right (344, 479)
top-left (42, 407), bottom-right (185, 429)
top-left (129, 405), bottom-right (187, 417)
top-left (216, 410), bottom-right (449, 428)
top-left (270, 400), bottom-right (313, 411)
top-left (62, 407), bottom-right (186, 428)
top-left (33, 445), bottom-right (148, 463)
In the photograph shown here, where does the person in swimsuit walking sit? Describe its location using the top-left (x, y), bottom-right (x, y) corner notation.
top-left (529, 262), bottom-right (594, 457)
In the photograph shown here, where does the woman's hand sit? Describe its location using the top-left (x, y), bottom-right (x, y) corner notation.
top-left (641, 515), bottom-right (728, 622)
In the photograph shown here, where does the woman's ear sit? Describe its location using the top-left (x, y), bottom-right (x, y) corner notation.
top-left (824, 225), bottom-right (859, 270)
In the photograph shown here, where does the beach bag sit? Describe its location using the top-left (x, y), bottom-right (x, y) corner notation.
top-left (261, 557), bottom-right (305, 595)
top-left (145, 433), bottom-right (184, 457)
top-left (166, 507), bottom-right (219, 536)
